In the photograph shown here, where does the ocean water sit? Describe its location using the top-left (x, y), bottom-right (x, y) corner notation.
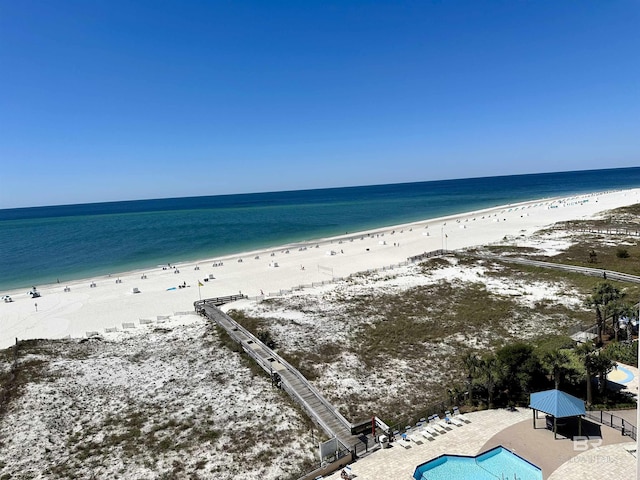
top-left (1, 167), bottom-right (640, 291)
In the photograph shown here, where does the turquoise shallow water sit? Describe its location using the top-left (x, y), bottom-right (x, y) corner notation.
top-left (477, 447), bottom-right (542, 480)
top-left (1, 167), bottom-right (640, 291)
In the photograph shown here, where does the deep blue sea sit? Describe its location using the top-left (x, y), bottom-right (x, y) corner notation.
top-left (1, 167), bottom-right (640, 291)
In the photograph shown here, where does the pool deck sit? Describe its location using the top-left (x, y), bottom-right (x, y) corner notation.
top-left (323, 408), bottom-right (636, 480)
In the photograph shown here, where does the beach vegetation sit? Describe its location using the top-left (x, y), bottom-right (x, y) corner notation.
top-left (616, 247), bottom-right (630, 258)
top-left (479, 203), bottom-right (640, 276)
top-left (232, 251), bottom-right (636, 423)
top-left (0, 319), bottom-right (317, 480)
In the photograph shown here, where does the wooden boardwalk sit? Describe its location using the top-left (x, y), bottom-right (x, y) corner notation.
top-left (478, 253), bottom-right (640, 284)
top-left (195, 298), bottom-right (363, 453)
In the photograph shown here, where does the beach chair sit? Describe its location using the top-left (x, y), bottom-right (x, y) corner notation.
top-left (453, 406), bottom-right (471, 423)
top-left (428, 418), bottom-right (447, 434)
top-left (423, 425), bottom-right (439, 436)
top-left (433, 414), bottom-right (453, 431)
top-left (445, 410), bottom-right (464, 427)
top-left (418, 428), bottom-right (435, 441)
top-left (446, 415), bottom-right (464, 427)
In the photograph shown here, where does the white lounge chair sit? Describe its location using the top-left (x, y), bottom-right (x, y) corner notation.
top-left (453, 406), bottom-right (471, 423)
top-left (445, 411), bottom-right (464, 426)
top-left (433, 414), bottom-right (453, 431)
top-left (418, 428), bottom-right (435, 441)
top-left (437, 420), bottom-right (453, 431)
top-left (448, 415), bottom-right (464, 427)
top-left (428, 420), bottom-right (447, 434)
top-left (423, 425), bottom-right (439, 436)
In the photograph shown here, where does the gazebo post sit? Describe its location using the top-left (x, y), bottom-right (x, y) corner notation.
top-left (532, 409), bottom-right (536, 429)
top-left (554, 417), bottom-right (557, 439)
top-left (579, 416), bottom-right (582, 437)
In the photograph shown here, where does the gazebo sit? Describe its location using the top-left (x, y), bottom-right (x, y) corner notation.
top-left (529, 389), bottom-right (586, 439)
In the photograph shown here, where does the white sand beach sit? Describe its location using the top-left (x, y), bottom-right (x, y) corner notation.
top-left (2, 188), bottom-right (639, 350)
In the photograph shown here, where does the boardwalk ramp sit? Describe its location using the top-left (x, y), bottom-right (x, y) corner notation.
top-left (195, 298), bottom-right (363, 452)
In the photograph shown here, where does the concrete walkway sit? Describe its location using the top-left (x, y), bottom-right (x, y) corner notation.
top-left (547, 442), bottom-right (636, 480)
top-left (323, 408), bottom-right (636, 480)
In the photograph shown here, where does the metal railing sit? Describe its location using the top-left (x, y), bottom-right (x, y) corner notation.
top-left (585, 410), bottom-right (637, 440)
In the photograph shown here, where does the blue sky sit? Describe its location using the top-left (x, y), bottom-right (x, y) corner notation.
top-left (1, 1), bottom-right (638, 208)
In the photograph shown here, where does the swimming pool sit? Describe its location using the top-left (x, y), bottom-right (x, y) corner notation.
top-left (413, 446), bottom-right (542, 480)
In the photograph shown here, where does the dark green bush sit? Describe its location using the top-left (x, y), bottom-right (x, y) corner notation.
top-left (616, 248), bottom-right (630, 259)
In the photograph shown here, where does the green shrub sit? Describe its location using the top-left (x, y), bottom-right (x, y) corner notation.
top-left (602, 341), bottom-right (638, 365)
top-left (616, 248), bottom-right (630, 259)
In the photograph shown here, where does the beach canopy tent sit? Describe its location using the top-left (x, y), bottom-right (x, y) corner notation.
top-left (529, 389), bottom-right (586, 439)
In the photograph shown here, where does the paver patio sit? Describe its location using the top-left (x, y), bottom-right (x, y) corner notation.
top-left (323, 408), bottom-right (637, 480)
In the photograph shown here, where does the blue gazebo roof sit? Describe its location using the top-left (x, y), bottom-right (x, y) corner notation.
top-left (529, 389), bottom-right (586, 418)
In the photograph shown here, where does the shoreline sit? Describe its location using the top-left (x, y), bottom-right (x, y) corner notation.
top-left (3, 193), bottom-right (568, 291)
top-left (0, 190), bottom-right (606, 293)
top-left (1, 187), bottom-right (638, 349)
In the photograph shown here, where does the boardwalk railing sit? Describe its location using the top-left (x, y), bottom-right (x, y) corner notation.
top-left (237, 249), bottom-right (450, 301)
top-left (201, 303), bottom-right (342, 438)
top-left (585, 410), bottom-right (637, 440)
top-left (476, 254), bottom-right (640, 285)
top-left (557, 226), bottom-right (640, 237)
top-left (407, 249), bottom-right (448, 263)
top-left (195, 294), bottom-right (247, 307)
top-left (196, 299), bottom-right (360, 454)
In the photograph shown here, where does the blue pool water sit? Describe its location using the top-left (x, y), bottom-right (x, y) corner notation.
top-left (414, 446), bottom-right (542, 480)
top-left (477, 447), bottom-right (542, 479)
top-left (615, 365), bottom-right (634, 384)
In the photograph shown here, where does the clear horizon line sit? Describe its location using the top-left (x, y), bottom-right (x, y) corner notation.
top-left (2, 165), bottom-right (638, 212)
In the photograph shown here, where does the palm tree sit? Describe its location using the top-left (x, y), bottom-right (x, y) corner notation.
top-left (585, 282), bottom-right (623, 345)
top-left (593, 353), bottom-right (615, 395)
top-left (542, 350), bottom-right (571, 389)
top-left (620, 302), bottom-right (639, 341)
top-left (478, 355), bottom-right (499, 408)
top-left (576, 342), bottom-right (597, 406)
top-left (608, 296), bottom-right (628, 342)
top-left (462, 352), bottom-right (481, 405)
